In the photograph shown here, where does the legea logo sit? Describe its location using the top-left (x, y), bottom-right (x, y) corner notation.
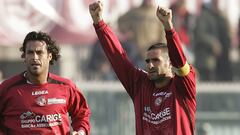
top-left (32, 90), bottom-right (48, 96)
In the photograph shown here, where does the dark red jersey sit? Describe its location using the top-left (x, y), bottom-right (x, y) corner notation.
top-left (0, 73), bottom-right (90, 135)
top-left (94, 21), bottom-right (196, 135)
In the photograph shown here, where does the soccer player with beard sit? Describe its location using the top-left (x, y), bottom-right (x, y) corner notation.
top-left (89, 1), bottom-right (196, 135)
top-left (0, 31), bottom-right (90, 135)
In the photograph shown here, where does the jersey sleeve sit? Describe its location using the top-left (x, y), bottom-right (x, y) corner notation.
top-left (166, 29), bottom-right (196, 100)
top-left (68, 84), bottom-right (91, 135)
top-left (94, 20), bottom-right (146, 98)
top-left (0, 83), bottom-right (5, 135)
top-left (0, 77), bottom-right (15, 135)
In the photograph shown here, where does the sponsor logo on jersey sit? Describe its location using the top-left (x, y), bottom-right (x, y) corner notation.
top-left (48, 98), bottom-right (66, 105)
top-left (20, 112), bottom-right (62, 128)
top-left (36, 96), bottom-right (47, 106)
top-left (20, 111), bottom-right (36, 120)
top-left (143, 107), bottom-right (171, 125)
top-left (32, 90), bottom-right (48, 96)
top-left (153, 92), bottom-right (172, 99)
top-left (155, 97), bottom-right (162, 106)
top-left (144, 106), bottom-right (151, 113)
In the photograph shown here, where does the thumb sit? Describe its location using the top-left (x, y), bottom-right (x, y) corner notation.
top-left (71, 131), bottom-right (78, 135)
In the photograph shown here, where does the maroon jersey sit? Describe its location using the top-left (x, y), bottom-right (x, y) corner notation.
top-left (0, 73), bottom-right (90, 135)
top-left (94, 21), bottom-right (196, 135)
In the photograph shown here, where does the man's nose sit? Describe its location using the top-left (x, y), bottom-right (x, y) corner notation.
top-left (147, 62), bottom-right (154, 69)
top-left (32, 52), bottom-right (39, 59)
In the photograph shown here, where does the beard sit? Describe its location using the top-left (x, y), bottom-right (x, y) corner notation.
top-left (148, 66), bottom-right (172, 83)
top-left (28, 69), bottom-right (40, 76)
top-left (27, 66), bottom-right (42, 76)
top-left (150, 73), bottom-right (169, 83)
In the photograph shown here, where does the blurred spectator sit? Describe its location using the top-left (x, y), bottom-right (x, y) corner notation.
top-left (232, 17), bottom-right (240, 81)
top-left (86, 40), bottom-right (140, 81)
top-left (170, 0), bottom-right (196, 64)
top-left (239, 18), bottom-right (240, 51)
top-left (85, 41), bottom-right (116, 81)
top-left (118, 0), bottom-right (166, 64)
top-left (194, 0), bottom-right (233, 81)
top-left (0, 70), bottom-right (3, 82)
top-left (197, 122), bottom-right (212, 135)
top-left (237, 17), bottom-right (240, 80)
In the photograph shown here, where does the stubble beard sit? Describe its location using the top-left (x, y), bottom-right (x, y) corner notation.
top-left (27, 66), bottom-right (41, 77)
top-left (150, 74), bottom-right (168, 83)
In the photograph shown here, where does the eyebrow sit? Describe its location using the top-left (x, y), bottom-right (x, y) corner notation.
top-left (145, 58), bottom-right (160, 63)
top-left (26, 49), bottom-right (42, 52)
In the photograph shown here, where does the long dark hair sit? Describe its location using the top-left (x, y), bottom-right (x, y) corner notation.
top-left (20, 31), bottom-right (60, 65)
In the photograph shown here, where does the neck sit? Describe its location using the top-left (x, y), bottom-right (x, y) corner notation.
top-left (154, 77), bottom-right (171, 89)
top-left (25, 72), bottom-right (48, 85)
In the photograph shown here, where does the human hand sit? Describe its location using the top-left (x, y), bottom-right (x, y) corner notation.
top-left (156, 7), bottom-right (173, 30)
top-left (89, 1), bottom-right (103, 24)
top-left (71, 130), bottom-right (85, 135)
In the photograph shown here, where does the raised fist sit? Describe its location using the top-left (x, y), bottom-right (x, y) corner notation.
top-left (89, 1), bottom-right (103, 24)
top-left (156, 7), bottom-right (173, 30)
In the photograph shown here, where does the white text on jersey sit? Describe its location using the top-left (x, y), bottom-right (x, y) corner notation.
top-left (32, 90), bottom-right (48, 96)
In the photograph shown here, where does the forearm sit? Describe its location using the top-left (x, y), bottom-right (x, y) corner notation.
top-left (166, 29), bottom-right (192, 77)
top-left (93, 20), bottom-right (127, 70)
top-left (156, 7), bottom-right (187, 67)
top-left (69, 87), bottom-right (91, 135)
top-left (162, 21), bottom-right (173, 31)
top-left (93, 20), bottom-right (142, 98)
top-left (71, 109), bottom-right (90, 135)
top-left (166, 29), bottom-right (187, 67)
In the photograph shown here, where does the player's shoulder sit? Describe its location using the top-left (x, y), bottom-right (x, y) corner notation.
top-left (0, 73), bottom-right (25, 92)
top-left (48, 73), bottom-right (76, 88)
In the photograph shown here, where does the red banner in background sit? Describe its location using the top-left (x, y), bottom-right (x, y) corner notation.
top-left (0, 0), bottom-right (141, 46)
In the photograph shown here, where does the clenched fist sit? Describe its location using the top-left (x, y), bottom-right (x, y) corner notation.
top-left (71, 130), bottom-right (85, 135)
top-left (89, 1), bottom-right (103, 24)
top-left (156, 7), bottom-right (173, 30)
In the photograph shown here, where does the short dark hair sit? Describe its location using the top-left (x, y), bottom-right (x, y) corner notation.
top-left (147, 43), bottom-right (169, 60)
top-left (20, 31), bottom-right (60, 65)
top-left (147, 43), bottom-right (167, 51)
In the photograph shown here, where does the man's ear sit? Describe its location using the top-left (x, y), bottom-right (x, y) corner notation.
top-left (22, 54), bottom-right (26, 63)
top-left (49, 53), bottom-right (52, 60)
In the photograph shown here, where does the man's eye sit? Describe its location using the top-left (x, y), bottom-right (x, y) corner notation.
top-left (37, 51), bottom-right (44, 55)
top-left (145, 59), bottom-right (150, 63)
top-left (152, 58), bottom-right (160, 62)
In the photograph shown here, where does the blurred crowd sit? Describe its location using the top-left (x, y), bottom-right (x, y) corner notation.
top-left (83, 0), bottom-right (240, 82)
top-left (0, 0), bottom-right (239, 83)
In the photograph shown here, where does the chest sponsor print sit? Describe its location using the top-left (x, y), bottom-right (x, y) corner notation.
top-left (20, 111), bottom-right (62, 128)
top-left (143, 107), bottom-right (171, 125)
top-left (154, 97), bottom-right (162, 106)
top-left (153, 91), bottom-right (172, 99)
top-left (35, 96), bottom-right (66, 106)
top-left (36, 96), bottom-right (47, 106)
top-left (48, 98), bottom-right (66, 105)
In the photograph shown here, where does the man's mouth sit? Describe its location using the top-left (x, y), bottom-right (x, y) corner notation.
top-left (148, 69), bottom-right (158, 74)
top-left (149, 71), bottom-right (156, 74)
top-left (31, 63), bottom-right (41, 67)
